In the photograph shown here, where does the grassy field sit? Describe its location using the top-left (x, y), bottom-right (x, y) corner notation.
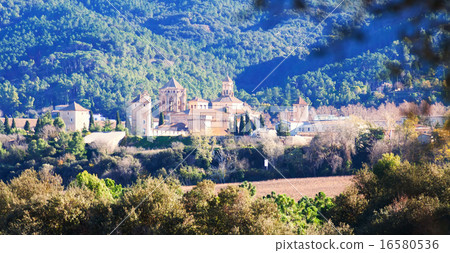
top-left (182, 175), bottom-right (354, 200)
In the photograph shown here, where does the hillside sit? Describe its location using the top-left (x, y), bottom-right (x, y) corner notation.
top-left (0, 0), bottom-right (447, 118)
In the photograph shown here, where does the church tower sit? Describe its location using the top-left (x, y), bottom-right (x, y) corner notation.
top-left (221, 75), bottom-right (234, 97)
top-left (159, 77), bottom-right (187, 114)
top-left (293, 97), bottom-right (309, 122)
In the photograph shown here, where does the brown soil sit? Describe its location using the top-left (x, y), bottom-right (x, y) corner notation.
top-left (182, 175), bottom-right (354, 200)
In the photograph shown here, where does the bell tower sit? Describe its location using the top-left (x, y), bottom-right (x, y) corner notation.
top-left (221, 75), bottom-right (234, 97)
top-left (159, 77), bottom-right (187, 114)
top-left (293, 97), bottom-right (309, 122)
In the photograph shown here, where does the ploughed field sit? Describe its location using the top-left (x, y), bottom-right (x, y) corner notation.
top-left (182, 176), bottom-right (354, 200)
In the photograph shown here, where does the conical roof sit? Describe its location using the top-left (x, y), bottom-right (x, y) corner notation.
top-left (161, 77), bottom-right (184, 89)
top-left (222, 75), bottom-right (233, 83)
top-left (296, 97), bottom-right (308, 106)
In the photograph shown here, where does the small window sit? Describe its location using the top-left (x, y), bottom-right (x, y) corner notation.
top-left (143, 120), bottom-right (146, 124)
top-left (70, 118), bottom-right (73, 122)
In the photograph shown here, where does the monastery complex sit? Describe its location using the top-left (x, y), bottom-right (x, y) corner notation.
top-left (127, 76), bottom-right (261, 136)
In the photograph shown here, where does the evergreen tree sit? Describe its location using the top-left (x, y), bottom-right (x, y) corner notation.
top-left (116, 111), bottom-right (121, 124)
top-left (0, 118), bottom-right (5, 134)
top-left (68, 131), bottom-right (86, 159)
top-left (159, 112), bottom-right (164, 126)
top-left (11, 118), bottom-right (16, 130)
top-left (89, 111), bottom-right (95, 131)
top-left (276, 121), bottom-right (290, 136)
top-left (103, 119), bottom-right (113, 132)
top-left (4, 115), bottom-right (11, 135)
top-left (53, 117), bottom-right (65, 130)
top-left (34, 118), bottom-right (41, 134)
top-left (244, 112), bottom-right (250, 135)
top-left (115, 110), bottom-right (124, 131)
top-left (234, 116), bottom-right (239, 135)
top-left (24, 120), bottom-right (31, 132)
top-left (259, 114), bottom-right (265, 128)
top-left (40, 112), bottom-right (53, 126)
top-left (239, 115), bottom-right (244, 135)
top-left (33, 113), bottom-right (54, 135)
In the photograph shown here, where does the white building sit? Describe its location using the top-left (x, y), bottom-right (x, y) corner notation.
top-left (127, 91), bottom-right (152, 136)
top-left (54, 102), bottom-right (90, 132)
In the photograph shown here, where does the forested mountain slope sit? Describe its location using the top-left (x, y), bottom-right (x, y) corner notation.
top-left (0, 0), bottom-right (447, 118)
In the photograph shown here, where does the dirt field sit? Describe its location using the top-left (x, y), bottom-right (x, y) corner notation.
top-left (182, 175), bottom-right (354, 200)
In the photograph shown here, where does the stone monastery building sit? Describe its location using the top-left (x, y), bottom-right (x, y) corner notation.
top-left (127, 76), bottom-right (258, 136)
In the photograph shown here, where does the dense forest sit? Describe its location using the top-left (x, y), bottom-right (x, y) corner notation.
top-left (0, 0), bottom-right (447, 119)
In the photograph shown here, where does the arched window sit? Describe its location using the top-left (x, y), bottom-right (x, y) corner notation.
top-left (169, 97), bottom-right (174, 111)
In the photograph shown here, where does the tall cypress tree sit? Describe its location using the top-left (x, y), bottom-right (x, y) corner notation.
top-left (115, 110), bottom-right (123, 131)
top-left (116, 111), bottom-right (121, 125)
top-left (259, 114), bottom-right (265, 128)
top-left (251, 120), bottom-right (256, 132)
top-left (159, 112), bottom-right (164, 126)
top-left (0, 117), bottom-right (4, 134)
top-left (244, 112), bottom-right (250, 135)
top-left (89, 111), bottom-right (94, 130)
top-left (24, 120), bottom-right (31, 132)
top-left (4, 115), bottom-right (10, 134)
top-left (234, 116), bottom-right (239, 135)
top-left (11, 118), bottom-right (16, 130)
top-left (239, 115), bottom-right (244, 135)
top-left (34, 118), bottom-right (41, 134)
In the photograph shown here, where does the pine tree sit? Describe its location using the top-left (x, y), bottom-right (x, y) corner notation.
top-left (159, 112), bottom-right (164, 126)
top-left (53, 117), bottom-right (65, 130)
top-left (24, 120), bottom-right (31, 132)
top-left (4, 115), bottom-right (10, 135)
top-left (68, 131), bottom-right (86, 159)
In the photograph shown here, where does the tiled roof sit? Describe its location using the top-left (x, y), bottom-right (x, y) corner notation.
top-left (212, 96), bottom-right (243, 103)
top-left (161, 77), bottom-right (184, 89)
top-left (296, 97), bottom-right (308, 106)
top-left (131, 91), bottom-right (151, 103)
top-left (158, 122), bottom-right (187, 131)
top-left (190, 97), bottom-right (209, 103)
top-left (188, 108), bottom-right (229, 115)
top-left (57, 102), bottom-right (90, 112)
top-left (223, 75), bottom-right (233, 83)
